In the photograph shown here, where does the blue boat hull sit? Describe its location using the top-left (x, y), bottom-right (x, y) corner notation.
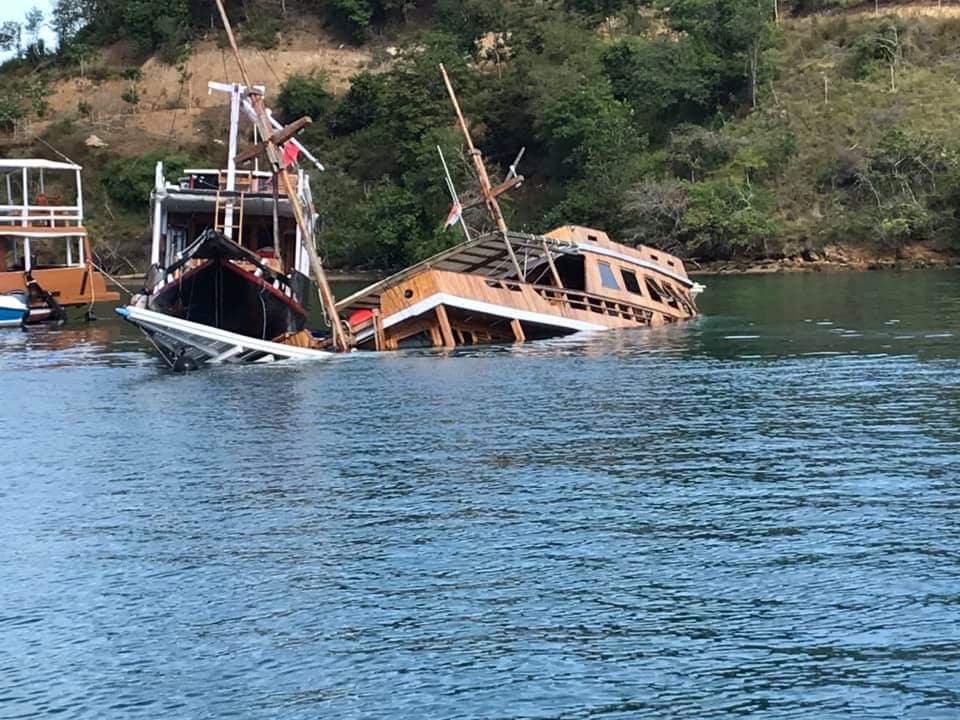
top-left (0, 295), bottom-right (29, 328)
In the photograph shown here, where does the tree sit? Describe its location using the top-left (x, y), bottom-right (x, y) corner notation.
top-left (52, 0), bottom-right (84, 49)
top-left (24, 7), bottom-right (44, 45)
top-left (0, 21), bottom-right (22, 56)
top-left (653, 0), bottom-right (779, 110)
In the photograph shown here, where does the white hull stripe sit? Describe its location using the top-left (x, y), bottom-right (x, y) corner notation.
top-left (356, 292), bottom-right (608, 342)
top-left (117, 306), bottom-right (333, 361)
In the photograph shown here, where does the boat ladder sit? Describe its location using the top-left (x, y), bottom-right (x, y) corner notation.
top-left (213, 190), bottom-right (245, 244)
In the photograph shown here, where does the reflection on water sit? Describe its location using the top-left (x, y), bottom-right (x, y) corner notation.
top-left (2, 270), bottom-right (960, 719)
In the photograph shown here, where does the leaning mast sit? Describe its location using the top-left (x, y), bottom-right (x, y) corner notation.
top-left (212, 0), bottom-right (349, 352)
top-left (439, 64), bottom-right (562, 288)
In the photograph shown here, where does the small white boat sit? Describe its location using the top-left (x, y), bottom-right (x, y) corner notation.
top-left (116, 305), bottom-right (333, 368)
top-left (0, 292), bottom-right (28, 328)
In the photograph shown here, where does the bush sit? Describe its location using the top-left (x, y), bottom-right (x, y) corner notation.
top-left (681, 179), bottom-right (778, 258)
top-left (843, 18), bottom-right (909, 80)
top-left (241, 11), bottom-right (282, 50)
top-left (0, 91), bottom-right (24, 132)
top-left (666, 124), bottom-right (735, 181)
top-left (121, 87), bottom-right (140, 107)
top-left (330, 72), bottom-right (386, 135)
top-left (277, 72), bottom-right (333, 124)
top-left (104, 151), bottom-right (197, 210)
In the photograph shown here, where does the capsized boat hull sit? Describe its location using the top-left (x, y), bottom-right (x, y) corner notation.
top-left (117, 306), bottom-right (332, 365)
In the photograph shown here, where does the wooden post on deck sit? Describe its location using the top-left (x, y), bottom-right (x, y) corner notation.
top-left (435, 305), bottom-right (456, 348)
top-left (213, 0), bottom-right (349, 353)
top-left (372, 309), bottom-right (385, 351)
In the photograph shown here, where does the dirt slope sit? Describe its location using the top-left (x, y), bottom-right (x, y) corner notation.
top-left (38, 26), bottom-right (374, 150)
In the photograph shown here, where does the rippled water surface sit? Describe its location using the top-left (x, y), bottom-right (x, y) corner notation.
top-left (2, 270), bottom-right (960, 719)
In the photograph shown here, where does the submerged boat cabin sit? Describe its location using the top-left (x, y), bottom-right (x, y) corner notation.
top-left (0, 159), bottom-right (117, 321)
top-left (338, 225), bottom-right (700, 350)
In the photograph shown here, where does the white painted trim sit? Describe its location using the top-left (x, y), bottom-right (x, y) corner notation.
top-left (21, 167), bottom-right (30, 271)
top-left (0, 229), bottom-right (88, 238)
top-left (355, 291), bottom-right (607, 342)
top-left (151, 161), bottom-right (164, 266)
top-left (575, 243), bottom-right (694, 288)
top-left (0, 159), bottom-right (81, 171)
top-left (118, 306), bottom-right (333, 361)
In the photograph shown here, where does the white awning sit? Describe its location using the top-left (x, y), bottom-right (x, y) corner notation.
top-left (0, 159), bottom-right (82, 172)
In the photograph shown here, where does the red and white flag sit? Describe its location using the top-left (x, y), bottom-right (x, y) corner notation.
top-left (444, 199), bottom-right (462, 229)
top-left (282, 141), bottom-right (301, 168)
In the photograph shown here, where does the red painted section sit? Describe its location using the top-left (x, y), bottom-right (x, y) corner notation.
top-left (349, 309), bottom-right (374, 326)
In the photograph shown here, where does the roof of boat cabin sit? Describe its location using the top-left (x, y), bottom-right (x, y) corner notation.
top-left (336, 225), bottom-right (691, 312)
top-left (0, 159), bottom-right (82, 172)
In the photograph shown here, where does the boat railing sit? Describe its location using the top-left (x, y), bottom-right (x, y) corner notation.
top-left (0, 204), bottom-right (83, 228)
top-left (483, 277), bottom-right (655, 325)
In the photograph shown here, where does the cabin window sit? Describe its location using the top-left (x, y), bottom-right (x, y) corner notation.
top-left (587, 234), bottom-right (599, 242)
top-left (620, 268), bottom-right (642, 295)
top-left (597, 261), bottom-right (619, 290)
top-left (644, 276), bottom-right (665, 303)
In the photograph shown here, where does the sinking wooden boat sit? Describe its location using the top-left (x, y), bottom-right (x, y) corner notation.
top-left (0, 159), bottom-right (119, 324)
top-left (120, 143), bottom-right (333, 367)
top-left (336, 67), bottom-right (703, 351)
top-left (120, 2), bottom-right (349, 367)
top-left (338, 226), bottom-right (701, 349)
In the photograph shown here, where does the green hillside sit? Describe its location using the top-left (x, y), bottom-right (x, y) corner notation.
top-left (1, 0), bottom-right (959, 272)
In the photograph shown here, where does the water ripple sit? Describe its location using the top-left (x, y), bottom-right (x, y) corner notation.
top-left (1, 273), bottom-right (960, 718)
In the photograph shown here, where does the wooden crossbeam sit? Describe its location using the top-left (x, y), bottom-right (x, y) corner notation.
top-left (234, 116), bottom-right (312, 165)
top-left (458, 175), bottom-right (524, 213)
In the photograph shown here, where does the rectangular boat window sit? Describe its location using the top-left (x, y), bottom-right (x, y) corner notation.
top-left (644, 276), bottom-right (665, 303)
top-left (620, 268), bottom-right (642, 295)
top-left (597, 261), bottom-right (619, 290)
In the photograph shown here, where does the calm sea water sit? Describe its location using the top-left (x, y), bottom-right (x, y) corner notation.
top-left (2, 270), bottom-right (959, 719)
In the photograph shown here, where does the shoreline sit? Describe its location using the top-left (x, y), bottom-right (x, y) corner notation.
top-left (105, 246), bottom-right (960, 286)
top-left (687, 245), bottom-right (960, 277)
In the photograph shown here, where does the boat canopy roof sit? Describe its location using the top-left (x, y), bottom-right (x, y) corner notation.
top-left (0, 159), bottom-right (82, 172)
top-left (337, 231), bottom-right (577, 312)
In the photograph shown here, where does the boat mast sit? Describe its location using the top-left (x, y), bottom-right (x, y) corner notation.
top-left (212, 0), bottom-right (349, 353)
top-left (439, 64), bottom-right (523, 280)
top-left (439, 65), bottom-right (563, 288)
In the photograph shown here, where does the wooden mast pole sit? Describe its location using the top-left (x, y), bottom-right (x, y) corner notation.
top-left (213, 0), bottom-right (349, 352)
top-left (439, 65), bottom-right (562, 289)
top-left (439, 64), bottom-right (524, 280)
